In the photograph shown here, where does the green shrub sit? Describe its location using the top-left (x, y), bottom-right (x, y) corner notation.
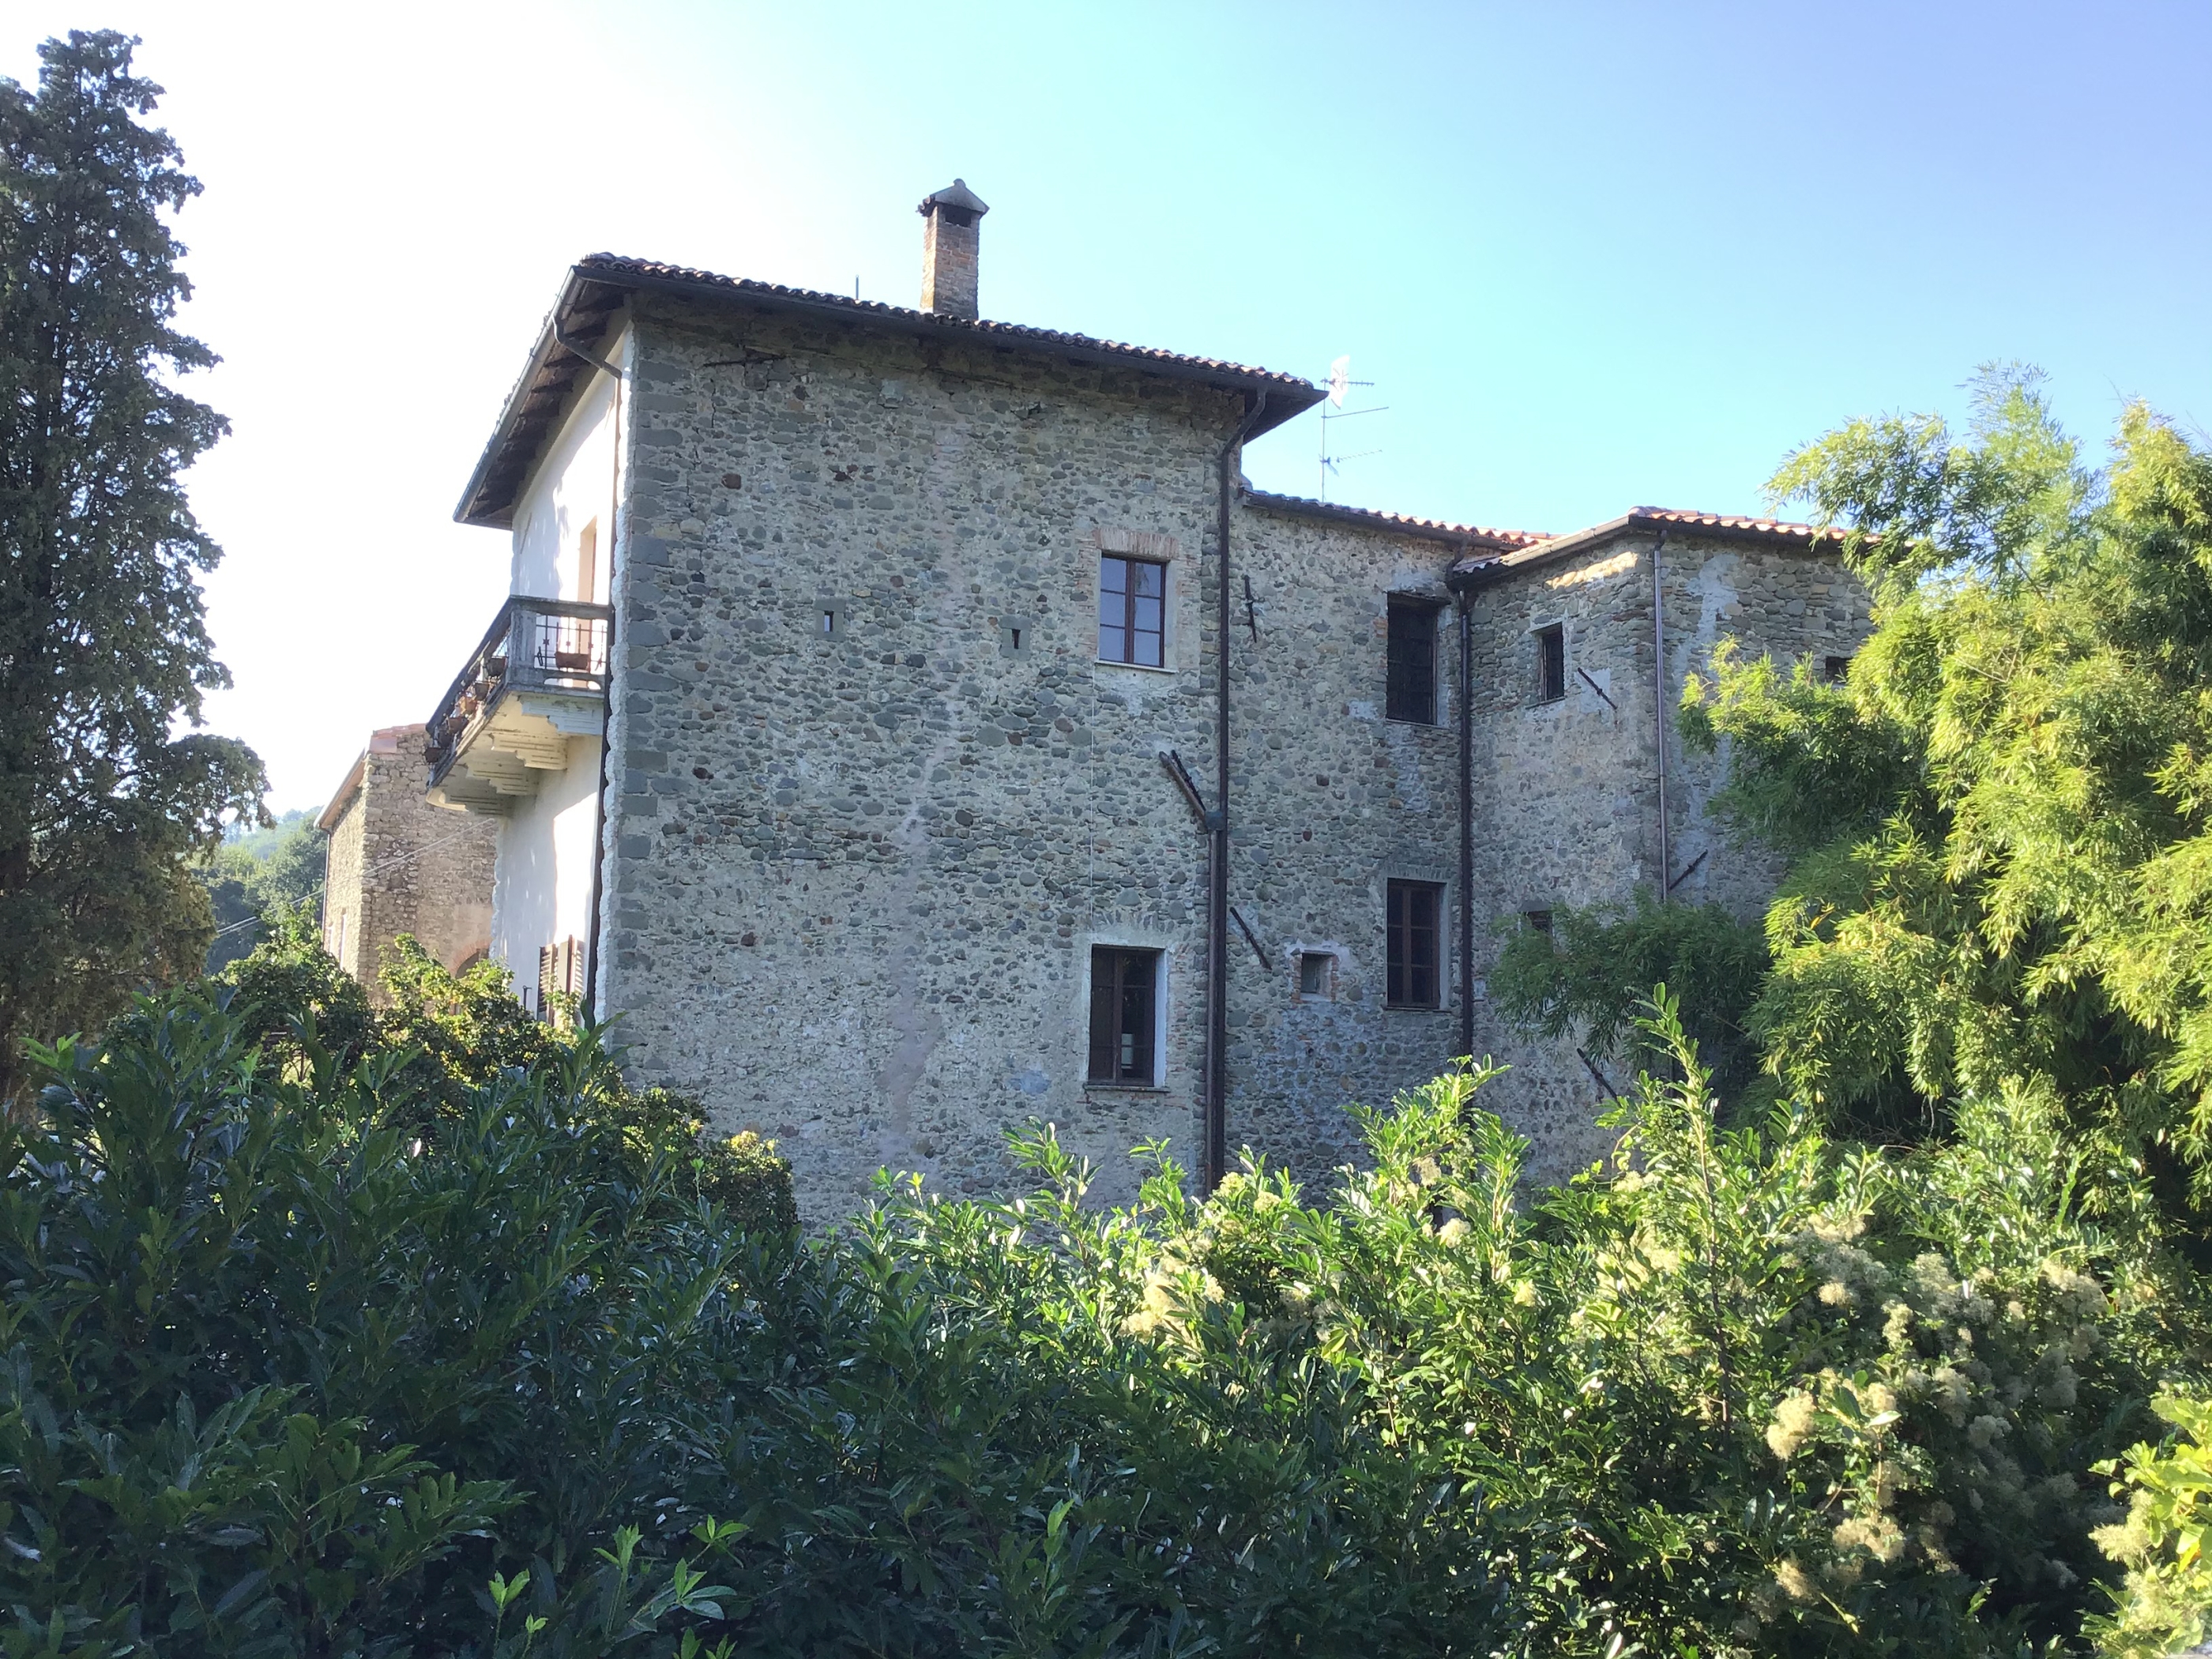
top-left (4, 964), bottom-right (2195, 1654)
top-left (1, 990), bottom-right (751, 1654)
top-left (2087, 1394), bottom-right (2212, 1657)
top-left (210, 918), bottom-right (795, 1232)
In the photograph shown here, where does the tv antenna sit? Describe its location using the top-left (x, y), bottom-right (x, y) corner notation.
top-left (1319, 354), bottom-right (1386, 502)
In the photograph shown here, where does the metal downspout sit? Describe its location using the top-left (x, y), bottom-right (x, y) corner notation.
top-left (1206, 391), bottom-right (1269, 1192)
top-left (1651, 528), bottom-right (1670, 899)
top-left (1456, 583), bottom-right (1475, 1066)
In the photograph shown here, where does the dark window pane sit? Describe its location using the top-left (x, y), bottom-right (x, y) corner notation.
top-left (1536, 624), bottom-right (1565, 702)
top-left (1299, 953), bottom-right (1329, 996)
top-left (1386, 880), bottom-right (1443, 1007)
top-left (1088, 962), bottom-right (1116, 1079)
top-left (1386, 601), bottom-right (1438, 723)
top-left (1088, 946), bottom-right (1160, 1082)
top-left (1100, 555), bottom-right (1169, 665)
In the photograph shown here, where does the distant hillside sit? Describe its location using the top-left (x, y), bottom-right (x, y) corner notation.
top-left (198, 809), bottom-right (326, 974)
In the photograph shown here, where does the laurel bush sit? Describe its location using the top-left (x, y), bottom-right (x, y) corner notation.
top-left (1, 970), bottom-right (2197, 1655)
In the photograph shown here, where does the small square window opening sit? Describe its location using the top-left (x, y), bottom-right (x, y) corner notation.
top-left (1098, 555), bottom-right (1165, 667)
top-left (1386, 599), bottom-right (1439, 723)
top-left (822, 610), bottom-right (837, 636)
top-left (1523, 908), bottom-right (1554, 935)
top-left (1296, 951), bottom-right (1332, 998)
top-left (1535, 623), bottom-right (1566, 703)
top-left (1386, 880), bottom-right (1443, 1009)
top-left (1823, 655), bottom-right (1849, 683)
top-left (1088, 946), bottom-right (1161, 1084)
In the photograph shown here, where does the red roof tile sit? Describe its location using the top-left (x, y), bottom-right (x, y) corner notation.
top-left (1451, 505), bottom-right (1851, 579)
top-left (1625, 506), bottom-right (1848, 543)
top-left (577, 254), bottom-right (1321, 398)
top-left (460, 256), bottom-right (1328, 526)
top-left (1243, 488), bottom-right (1549, 551)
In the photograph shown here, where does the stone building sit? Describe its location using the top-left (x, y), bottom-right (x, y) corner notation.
top-left (425, 181), bottom-right (1871, 1215)
top-left (319, 724), bottom-right (499, 1002)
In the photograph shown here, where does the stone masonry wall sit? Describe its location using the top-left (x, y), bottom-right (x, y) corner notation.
top-left (1457, 530), bottom-right (1874, 1182)
top-left (603, 297), bottom-right (1242, 1212)
top-left (322, 725), bottom-right (500, 1003)
top-left (1218, 505), bottom-right (1464, 1183)
top-left (592, 288), bottom-right (1872, 1215)
top-left (323, 771), bottom-right (369, 979)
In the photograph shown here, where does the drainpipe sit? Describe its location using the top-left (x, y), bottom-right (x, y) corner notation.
top-left (558, 319), bottom-right (623, 1024)
top-left (1651, 528), bottom-right (1670, 898)
top-left (1205, 391), bottom-right (1269, 1193)
top-left (1455, 577), bottom-right (1475, 1066)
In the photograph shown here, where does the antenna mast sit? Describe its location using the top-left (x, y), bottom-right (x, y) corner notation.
top-left (1318, 354), bottom-right (1386, 502)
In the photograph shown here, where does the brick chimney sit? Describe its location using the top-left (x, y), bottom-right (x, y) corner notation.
top-left (917, 179), bottom-right (988, 319)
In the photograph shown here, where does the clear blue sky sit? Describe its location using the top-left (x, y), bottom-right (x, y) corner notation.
top-left (6, 0), bottom-right (2207, 811)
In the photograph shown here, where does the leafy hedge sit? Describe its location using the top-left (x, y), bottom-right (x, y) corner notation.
top-left (215, 912), bottom-right (794, 1236)
top-left (3, 956), bottom-right (2199, 1655)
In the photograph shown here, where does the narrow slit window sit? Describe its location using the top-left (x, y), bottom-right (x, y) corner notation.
top-left (1535, 623), bottom-right (1566, 703)
top-left (1098, 555), bottom-right (1165, 667)
top-left (822, 609), bottom-right (836, 636)
top-left (1386, 881), bottom-right (1443, 1009)
top-left (1087, 946), bottom-right (1161, 1083)
top-left (1386, 599), bottom-right (1439, 723)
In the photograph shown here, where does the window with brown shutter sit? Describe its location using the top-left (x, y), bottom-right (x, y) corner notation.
top-left (538, 937), bottom-right (585, 1021)
top-left (1386, 881), bottom-right (1443, 1009)
top-left (1087, 946), bottom-right (1160, 1084)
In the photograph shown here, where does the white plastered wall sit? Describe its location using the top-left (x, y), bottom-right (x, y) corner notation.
top-left (509, 324), bottom-right (628, 604)
top-left (489, 321), bottom-right (630, 984)
top-left (490, 736), bottom-right (602, 977)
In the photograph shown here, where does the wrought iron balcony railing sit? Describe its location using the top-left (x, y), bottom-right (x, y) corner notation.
top-left (426, 596), bottom-right (612, 783)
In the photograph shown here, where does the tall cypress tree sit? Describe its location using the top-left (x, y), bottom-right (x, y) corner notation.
top-left (0, 31), bottom-right (264, 1103)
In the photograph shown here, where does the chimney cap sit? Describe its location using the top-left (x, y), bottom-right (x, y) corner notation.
top-left (917, 178), bottom-right (989, 219)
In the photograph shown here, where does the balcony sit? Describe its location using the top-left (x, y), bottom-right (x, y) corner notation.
top-left (425, 596), bottom-right (612, 813)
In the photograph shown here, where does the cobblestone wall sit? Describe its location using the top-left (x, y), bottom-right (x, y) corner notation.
top-left (322, 725), bottom-right (500, 1003)
top-left (603, 296), bottom-right (1242, 1209)
top-left (1457, 531), bottom-right (1875, 1181)
top-left (592, 293), bottom-right (1872, 1215)
top-left (1221, 506), bottom-right (1463, 1181)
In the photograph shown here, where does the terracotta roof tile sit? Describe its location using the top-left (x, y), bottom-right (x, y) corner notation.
top-left (1243, 488), bottom-right (1549, 551)
top-left (460, 255), bottom-right (1328, 526)
top-left (1451, 504), bottom-right (1851, 580)
top-left (1626, 506), bottom-right (1847, 543)
top-left (577, 254), bottom-right (1320, 396)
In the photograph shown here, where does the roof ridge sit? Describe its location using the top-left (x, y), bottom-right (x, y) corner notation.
top-left (575, 252), bottom-right (1317, 390)
top-left (1626, 504), bottom-right (1842, 539)
top-left (1242, 487), bottom-right (1550, 548)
